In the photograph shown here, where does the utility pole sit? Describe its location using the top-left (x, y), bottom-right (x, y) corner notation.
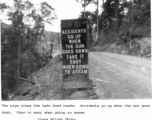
top-left (82, 0), bottom-right (86, 18)
top-left (97, 0), bottom-right (99, 40)
top-left (18, 35), bottom-right (20, 82)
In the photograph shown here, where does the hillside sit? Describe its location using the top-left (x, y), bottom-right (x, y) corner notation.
top-left (1, 22), bottom-right (61, 100)
top-left (89, 3), bottom-right (151, 58)
top-left (11, 56), bottom-right (97, 100)
top-left (1, 22), bottom-right (12, 33)
top-left (1, 22), bottom-right (11, 28)
top-left (90, 37), bottom-right (151, 58)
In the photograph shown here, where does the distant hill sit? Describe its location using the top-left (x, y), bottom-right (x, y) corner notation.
top-left (1, 22), bottom-right (12, 33)
top-left (44, 30), bottom-right (60, 43)
top-left (44, 30), bottom-right (61, 57)
top-left (1, 22), bottom-right (61, 57)
top-left (1, 22), bottom-right (11, 28)
top-left (1, 22), bottom-right (60, 44)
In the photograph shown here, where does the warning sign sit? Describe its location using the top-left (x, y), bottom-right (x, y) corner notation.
top-left (61, 19), bottom-right (90, 89)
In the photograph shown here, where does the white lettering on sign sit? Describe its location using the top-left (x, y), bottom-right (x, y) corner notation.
top-left (75, 65), bottom-right (88, 69)
top-left (69, 39), bottom-right (81, 44)
top-left (75, 44), bottom-right (84, 49)
top-left (68, 35), bottom-right (74, 39)
top-left (63, 65), bottom-right (88, 70)
top-left (66, 55), bottom-right (78, 59)
top-left (75, 34), bottom-right (81, 38)
top-left (62, 29), bottom-right (86, 34)
top-left (65, 45), bottom-right (73, 49)
top-left (74, 21), bottom-right (81, 27)
top-left (64, 70), bottom-right (71, 74)
top-left (75, 49), bottom-right (88, 53)
top-left (62, 50), bottom-right (74, 54)
top-left (79, 54), bottom-right (84, 59)
top-left (72, 69), bottom-right (88, 74)
top-left (70, 60), bottom-right (81, 64)
top-left (62, 22), bottom-right (72, 28)
top-left (63, 65), bottom-right (75, 69)
top-left (68, 34), bottom-right (81, 39)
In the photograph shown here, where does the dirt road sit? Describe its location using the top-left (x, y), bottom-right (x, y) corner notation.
top-left (89, 52), bottom-right (151, 99)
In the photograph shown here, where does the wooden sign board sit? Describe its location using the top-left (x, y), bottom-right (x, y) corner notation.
top-left (61, 19), bottom-right (91, 89)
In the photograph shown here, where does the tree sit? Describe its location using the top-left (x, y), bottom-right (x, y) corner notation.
top-left (1, 0), bottom-right (57, 99)
top-left (99, 0), bottom-right (131, 34)
top-left (114, 0), bottom-right (119, 32)
top-left (76, 0), bottom-right (95, 18)
top-left (0, 3), bottom-right (9, 13)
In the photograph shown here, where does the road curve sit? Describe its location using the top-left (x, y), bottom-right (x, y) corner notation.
top-left (89, 52), bottom-right (151, 99)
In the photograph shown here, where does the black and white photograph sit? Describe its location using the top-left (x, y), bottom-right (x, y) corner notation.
top-left (0, 0), bottom-right (152, 119)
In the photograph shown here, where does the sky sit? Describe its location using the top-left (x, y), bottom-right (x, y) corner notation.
top-left (1, 0), bottom-right (103, 32)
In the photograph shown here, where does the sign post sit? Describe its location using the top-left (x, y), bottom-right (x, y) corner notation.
top-left (61, 19), bottom-right (91, 89)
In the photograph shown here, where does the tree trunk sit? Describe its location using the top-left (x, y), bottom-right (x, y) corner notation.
top-left (19, 77), bottom-right (36, 85)
top-left (114, 0), bottom-right (119, 33)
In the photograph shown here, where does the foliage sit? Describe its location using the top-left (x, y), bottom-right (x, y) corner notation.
top-left (120, 0), bottom-right (150, 38)
top-left (0, 3), bottom-right (9, 13)
top-left (1, 0), bottom-right (57, 99)
top-left (76, 0), bottom-right (95, 8)
top-left (79, 0), bottom-right (150, 43)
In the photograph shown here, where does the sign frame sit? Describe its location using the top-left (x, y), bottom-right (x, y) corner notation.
top-left (61, 18), bottom-right (91, 89)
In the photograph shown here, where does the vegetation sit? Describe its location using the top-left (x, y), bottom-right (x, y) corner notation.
top-left (1, 0), bottom-right (57, 100)
top-left (77, 0), bottom-right (150, 43)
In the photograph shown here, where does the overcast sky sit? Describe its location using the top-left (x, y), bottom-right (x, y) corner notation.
top-left (1, 0), bottom-right (103, 32)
